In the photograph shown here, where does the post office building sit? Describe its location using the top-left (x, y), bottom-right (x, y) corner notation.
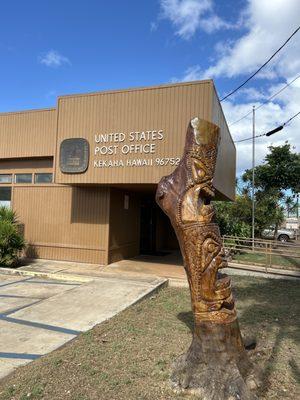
top-left (0, 80), bottom-right (235, 265)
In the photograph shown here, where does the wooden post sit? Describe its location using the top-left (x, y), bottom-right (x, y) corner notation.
top-left (156, 118), bottom-right (260, 399)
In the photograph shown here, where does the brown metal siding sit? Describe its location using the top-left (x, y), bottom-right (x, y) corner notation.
top-left (12, 186), bottom-right (110, 264)
top-left (0, 109), bottom-right (56, 159)
top-left (0, 158), bottom-right (53, 174)
top-left (211, 85), bottom-right (236, 200)
top-left (55, 81), bottom-right (213, 185)
top-left (108, 188), bottom-right (140, 263)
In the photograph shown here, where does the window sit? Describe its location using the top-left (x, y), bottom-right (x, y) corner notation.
top-left (0, 187), bottom-right (11, 208)
top-left (0, 174), bottom-right (12, 184)
top-left (15, 174), bottom-right (32, 184)
top-left (34, 173), bottom-right (53, 184)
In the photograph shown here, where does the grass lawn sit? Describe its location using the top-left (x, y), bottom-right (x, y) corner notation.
top-left (232, 251), bottom-right (300, 270)
top-left (0, 276), bottom-right (299, 400)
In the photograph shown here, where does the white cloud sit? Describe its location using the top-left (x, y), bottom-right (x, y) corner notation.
top-left (159, 0), bottom-right (235, 39)
top-left (39, 50), bottom-right (71, 68)
top-left (172, 0), bottom-right (300, 174)
top-left (223, 79), bottom-right (300, 174)
top-left (202, 0), bottom-right (300, 80)
top-left (171, 65), bottom-right (203, 82)
top-left (231, 87), bottom-right (267, 102)
top-left (150, 21), bottom-right (158, 32)
top-left (45, 90), bottom-right (57, 99)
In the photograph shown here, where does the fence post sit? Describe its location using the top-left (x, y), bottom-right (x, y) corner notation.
top-left (265, 241), bottom-right (270, 273)
top-left (266, 242), bottom-right (272, 272)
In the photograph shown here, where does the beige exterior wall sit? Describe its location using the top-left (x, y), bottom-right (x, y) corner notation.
top-left (211, 84), bottom-right (236, 200)
top-left (108, 188), bottom-right (140, 263)
top-left (54, 81), bottom-right (235, 200)
top-left (0, 109), bottom-right (56, 159)
top-left (12, 186), bottom-right (110, 264)
top-left (0, 82), bottom-right (235, 200)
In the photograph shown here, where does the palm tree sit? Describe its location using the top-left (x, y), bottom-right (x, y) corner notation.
top-left (284, 196), bottom-right (296, 217)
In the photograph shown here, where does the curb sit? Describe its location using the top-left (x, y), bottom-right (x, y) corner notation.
top-left (0, 267), bottom-right (169, 288)
top-left (128, 278), bottom-right (169, 307)
top-left (1, 262), bottom-right (298, 288)
top-left (168, 278), bottom-right (189, 288)
top-left (0, 267), bottom-right (93, 284)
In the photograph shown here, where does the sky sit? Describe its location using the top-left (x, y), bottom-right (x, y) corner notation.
top-left (0, 0), bottom-right (299, 175)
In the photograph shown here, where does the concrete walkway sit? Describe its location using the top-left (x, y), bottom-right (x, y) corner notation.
top-left (0, 267), bottom-right (166, 379)
top-left (104, 252), bottom-right (300, 282)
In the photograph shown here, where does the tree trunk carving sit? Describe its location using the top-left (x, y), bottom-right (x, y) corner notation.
top-left (156, 118), bottom-right (260, 399)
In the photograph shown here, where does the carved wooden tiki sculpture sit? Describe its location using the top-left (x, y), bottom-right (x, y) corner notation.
top-left (156, 118), bottom-right (260, 399)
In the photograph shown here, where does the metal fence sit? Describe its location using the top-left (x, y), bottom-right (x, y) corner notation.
top-left (222, 235), bottom-right (300, 272)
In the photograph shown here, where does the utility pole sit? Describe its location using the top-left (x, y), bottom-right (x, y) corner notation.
top-left (297, 193), bottom-right (299, 219)
top-left (252, 106), bottom-right (255, 251)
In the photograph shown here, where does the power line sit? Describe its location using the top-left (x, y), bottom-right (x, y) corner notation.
top-left (234, 110), bottom-right (300, 143)
top-left (235, 132), bottom-right (267, 143)
top-left (220, 25), bottom-right (300, 102)
top-left (228, 73), bottom-right (300, 126)
top-left (283, 110), bottom-right (300, 126)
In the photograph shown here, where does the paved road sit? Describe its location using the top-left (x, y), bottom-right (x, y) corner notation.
top-left (0, 272), bottom-right (165, 379)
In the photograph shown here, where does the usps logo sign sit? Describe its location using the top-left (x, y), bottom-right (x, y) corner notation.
top-left (60, 138), bottom-right (89, 174)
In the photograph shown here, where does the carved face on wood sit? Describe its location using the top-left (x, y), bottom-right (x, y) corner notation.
top-left (156, 117), bottom-right (236, 325)
top-left (156, 117), bottom-right (220, 227)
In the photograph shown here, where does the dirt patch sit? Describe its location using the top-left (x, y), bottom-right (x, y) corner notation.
top-left (0, 276), bottom-right (299, 400)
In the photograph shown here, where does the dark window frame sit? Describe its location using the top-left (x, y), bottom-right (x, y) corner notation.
top-left (15, 173), bottom-right (32, 184)
top-left (34, 173), bottom-right (53, 184)
top-left (0, 174), bottom-right (12, 184)
top-left (0, 186), bottom-right (12, 203)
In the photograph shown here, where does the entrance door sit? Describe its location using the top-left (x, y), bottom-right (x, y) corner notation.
top-left (139, 198), bottom-right (157, 254)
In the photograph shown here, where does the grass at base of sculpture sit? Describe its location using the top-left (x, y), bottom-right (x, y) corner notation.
top-left (0, 276), bottom-right (298, 400)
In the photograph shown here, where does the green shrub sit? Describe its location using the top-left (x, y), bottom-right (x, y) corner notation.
top-left (213, 199), bottom-right (252, 238)
top-left (0, 207), bottom-right (25, 267)
top-left (0, 206), bottom-right (17, 223)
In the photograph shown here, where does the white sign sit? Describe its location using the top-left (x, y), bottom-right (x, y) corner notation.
top-left (124, 194), bottom-right (129, 210)
top-left (93, 129), bottom-right (180, 168)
